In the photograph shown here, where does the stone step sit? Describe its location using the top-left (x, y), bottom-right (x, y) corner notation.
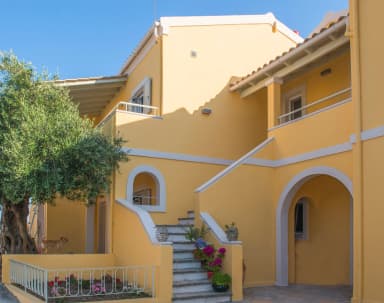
top-left (172, 291), bottom-right (231, 303)
top-left (173, 279), bottom-right (212, 294)
top-left (173, 249), bottom-right (194, 260)
top-left (173, 268), bottom-right (207, 282)
top-left (173, 241), bottom-right (195, 250)
top-left (157, 225), bottom-right (191, 234)
top-left (173, 258), bottom-right (201, 270)
top-left (168, 232), bottom-right (188, 242)
top-left (178, 218), bottom-right (194, 226)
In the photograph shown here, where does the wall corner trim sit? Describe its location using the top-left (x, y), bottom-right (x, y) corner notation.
top-left (200, 212), bottom-right (242, 245)
top-left (116, 198), bottom-right (172, 246)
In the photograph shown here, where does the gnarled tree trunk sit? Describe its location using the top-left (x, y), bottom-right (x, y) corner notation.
top-left (0, 198), bottom-right (37, 254)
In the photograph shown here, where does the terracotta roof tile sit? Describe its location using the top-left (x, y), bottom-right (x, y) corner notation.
top-left (230, 15), bottom-right (348, 89)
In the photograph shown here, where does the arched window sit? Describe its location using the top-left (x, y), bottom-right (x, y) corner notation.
top-left (126, 165), bottom-right (166, 212)
top-left (294, 197), bottom-right (309, 240)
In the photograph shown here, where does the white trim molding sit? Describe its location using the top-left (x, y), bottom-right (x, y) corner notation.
top-left (361, 125), bottom-right (384, 142)
top-left (123, 140), bottom-right (353, 170)
top-left (126, 165), bottom-right (166, 212)
top-left (116, 198), bottom-right (171, 245)
top-left (275, 166), bottom-right (353, 286)
top-left (160, 14), bottom-right (303, 44)
top-left (200, 212), bottom-right (242, 245)
top-left (195, 137), bottom-right (275, 193)
top-left (123, 147), bottom-right (232, 166)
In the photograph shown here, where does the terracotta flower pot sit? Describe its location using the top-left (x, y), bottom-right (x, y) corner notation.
top-left (207, 271), bottom-right (214, 279)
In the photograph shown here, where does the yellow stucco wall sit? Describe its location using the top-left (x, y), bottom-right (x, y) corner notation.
top-left (350, 1), bottom-right (384, 302)
top-left (115, 87), bottom-right (268, 160)
top-left (112, 202), bottom-right (173, 303)
top-left (46, 198), bottom-right (86, 253)
top-left (198, 165), bottom-right (275, 287)
top-left (115, 156), bottom-right (224, 224)
top-left (269, 101), bottom-right (352, 159)
top-left (281, 51), bottom-right (351, 115)
top-left (288, 175), bottom-right (351, 285)
top-left (97, 40), bottom-right (162, 124)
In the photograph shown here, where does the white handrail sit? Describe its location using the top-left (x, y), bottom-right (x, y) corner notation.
top-left (195, 137), bottom-right (274, 193)
top-left (119, 101), bottom-right (158, 110)
top-left (279, 87), bottom-right (351, 120)
top-left (116, 198), bottom-right (172, 245)
top-left (200, 212), bottom-right (241, 245)
top-left (97, 101), bottom-right (160, 128)
top-left (278, 87), bottom-right (351, 121)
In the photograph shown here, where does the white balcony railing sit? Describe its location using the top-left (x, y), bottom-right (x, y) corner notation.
top-left (10, 259), bottom-right (155, 302)
top-left (278, 87), bottom-right (352, 125)
top-left (133, 195), bottom-right (157, 206)
top-left (97, 101), bottom-right (160, 128)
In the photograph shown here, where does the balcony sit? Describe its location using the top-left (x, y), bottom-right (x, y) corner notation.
top-left (97, 101), bottom-right (160, 128)
top-left (275, 87), bottom-right (351, 128)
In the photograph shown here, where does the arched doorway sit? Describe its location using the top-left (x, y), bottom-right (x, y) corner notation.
top-left (276, 166), bottom-right (353, 286)
top-left (126, 165), bottom-right (166, 212)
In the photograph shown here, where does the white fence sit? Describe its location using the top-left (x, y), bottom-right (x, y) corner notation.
top-left (10, 259), bottom-right (155, 302)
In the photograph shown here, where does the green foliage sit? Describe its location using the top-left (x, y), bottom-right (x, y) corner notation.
top-left (0, 52), bottom-right (127, 205)
top-left (212, 272), bottom-right (231, 286)
top-left (184, 224), bottom-right (208, 242)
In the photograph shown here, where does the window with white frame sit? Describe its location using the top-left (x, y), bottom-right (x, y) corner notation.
top-left (131, 77), bottom-right (152, 114)
top-left (127, 165), bottom-right (166, 212)
top-left (294, 197), bottom-right (309, 240)
top-left (283, 85), bottom-right (306, 123)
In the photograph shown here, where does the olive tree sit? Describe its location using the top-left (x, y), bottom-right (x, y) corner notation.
top-left (0, 53), bottom-right (127, 253)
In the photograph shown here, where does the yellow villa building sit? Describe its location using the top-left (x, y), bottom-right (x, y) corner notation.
top-left (2, 1), bottom-right (384, 302)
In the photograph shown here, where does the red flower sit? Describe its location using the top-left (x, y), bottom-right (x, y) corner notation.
top-left (48, 281), bottom-right (54, 288)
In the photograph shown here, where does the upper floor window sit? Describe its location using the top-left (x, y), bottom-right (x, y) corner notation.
top-left (282, 85), bottom-right (306, 123)
top-left (131, 77), bottom-right (152, 114)
top-left (288, 95), bottom-right (303, 121)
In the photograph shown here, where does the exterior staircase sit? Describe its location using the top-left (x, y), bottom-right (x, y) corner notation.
top-left (157, 211), bottom-right (232, 303)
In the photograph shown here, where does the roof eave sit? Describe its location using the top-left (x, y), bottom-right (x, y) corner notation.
top-left (230, 16), bottom-right (349, 93)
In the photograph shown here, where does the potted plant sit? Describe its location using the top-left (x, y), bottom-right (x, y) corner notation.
top-left (202, 246), bottom-right (226, 279)
top-left (184, 224), bottom-right (208, 242)
top-left (211, 272), bottom-right (231, 292)
top-left (224, 222), bottom-right (239, 241)
top-left (155, 226), bottom-right (169, 242)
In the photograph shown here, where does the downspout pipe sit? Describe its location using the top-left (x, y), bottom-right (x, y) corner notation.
top-left (348, 0), bottom-right (363, 301)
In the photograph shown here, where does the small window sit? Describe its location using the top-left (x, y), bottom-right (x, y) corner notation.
top-left (289, 95), bottom-right (303, 121)
top-left (283, 85), bottom-right (306, 123)
top-left (294, 198), bottom-right (308, 240)
top-left (131, 77), bottom-right (152, 114)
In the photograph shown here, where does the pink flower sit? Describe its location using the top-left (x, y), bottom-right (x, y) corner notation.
top-left (213, 257), bottom-right (222, 266)
top-left (203, 245), bottom-right (215, 256)
top-left (218, 247), bottom-right (226, 255)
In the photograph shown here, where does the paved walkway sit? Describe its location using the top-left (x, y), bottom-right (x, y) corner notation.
top-left (0, 284), bottom-right (19, 303)
top-left (241, 285), bottom-right (352, 303)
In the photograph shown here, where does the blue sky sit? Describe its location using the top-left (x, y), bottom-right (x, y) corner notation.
top-left (1, 0), bottom-right (348, 79)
